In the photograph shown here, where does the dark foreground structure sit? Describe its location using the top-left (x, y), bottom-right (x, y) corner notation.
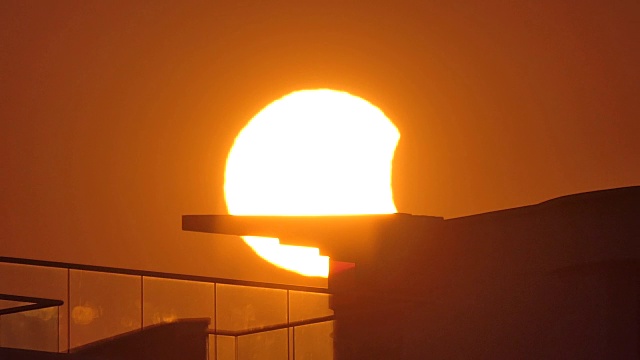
top-left (0, 319), bottom-right (209, 360)
top-left (184, 186), bottom-right (640, 359)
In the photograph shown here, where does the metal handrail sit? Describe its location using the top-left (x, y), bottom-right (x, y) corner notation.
top-left (0, 256), bottom-right (329, 294)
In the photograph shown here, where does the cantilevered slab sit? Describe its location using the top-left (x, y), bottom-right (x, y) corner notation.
top-left (182, 213), bottom-right (443, 260)
top-left (182, 186), bottom-right (640, 271)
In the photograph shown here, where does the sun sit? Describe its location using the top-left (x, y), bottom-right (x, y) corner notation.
top-left (224, 89), bottom-right (400, 277)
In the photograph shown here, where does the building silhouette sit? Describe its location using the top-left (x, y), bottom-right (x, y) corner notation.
top-left (2, 186), bottom-right (638, 359)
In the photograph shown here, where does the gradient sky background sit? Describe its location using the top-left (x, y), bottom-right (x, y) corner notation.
top-left (1, 1), bottom-right (638, 287)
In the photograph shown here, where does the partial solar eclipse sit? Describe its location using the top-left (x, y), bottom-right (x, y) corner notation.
top-left (224, 89), bottom-right (399, 277)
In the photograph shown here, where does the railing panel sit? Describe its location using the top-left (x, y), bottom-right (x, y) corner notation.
top-left (217, 335), bottom-right (236, 360)
top-left (0, 306), bottom-right (59, 352)
top-left (208, 334), bottom-right (216, 360)
top-left (237, 329), bottom-right (288, 360)
top-left (216, 284), bottom-right (287, 332)
top-left (0, 262), bottom-right (68, 351)
top-left (69, 270), bottom-right (141, 348)
top-left (143, 277), bottom-right (214, 328)
top-left (294, 321), bottom-right (334, 360)
top-left (289, 291), bottom-right (333, 323)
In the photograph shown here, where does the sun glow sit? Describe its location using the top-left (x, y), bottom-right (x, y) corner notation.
top-left (224, 89), bottom-right (399, 277)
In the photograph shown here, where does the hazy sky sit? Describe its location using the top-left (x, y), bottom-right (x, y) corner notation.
top-left (1, 1), bottom-right (638, 287)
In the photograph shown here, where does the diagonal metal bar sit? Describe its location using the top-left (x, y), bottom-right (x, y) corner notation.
top-left (0, 293), bottom-right (63, 316)
top-left (208, 315), bottom-right (335, 337)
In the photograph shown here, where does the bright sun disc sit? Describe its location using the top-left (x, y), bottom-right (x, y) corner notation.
top-left (224, 89), bottom-right (399, 277)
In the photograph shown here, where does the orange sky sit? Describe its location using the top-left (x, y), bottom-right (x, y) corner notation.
top-left (1, 1), bottom-right (638, 287)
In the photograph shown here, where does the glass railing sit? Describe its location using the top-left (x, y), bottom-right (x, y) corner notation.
top-left (0, 294), bottom-right (62, 352)
top-left (0, 257), bottom-right (333, 359)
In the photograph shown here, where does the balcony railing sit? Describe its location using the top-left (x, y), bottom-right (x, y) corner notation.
top-left (0, 256), bottom-right (334, 359)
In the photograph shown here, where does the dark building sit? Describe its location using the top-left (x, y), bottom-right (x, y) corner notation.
top-left (185, 186), bottom-right (640, 359)
top-left (2, 186), bottom-right (638, 359)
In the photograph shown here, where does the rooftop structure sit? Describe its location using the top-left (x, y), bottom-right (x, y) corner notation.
top-left (2, 186), bottom-right (638, 359)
